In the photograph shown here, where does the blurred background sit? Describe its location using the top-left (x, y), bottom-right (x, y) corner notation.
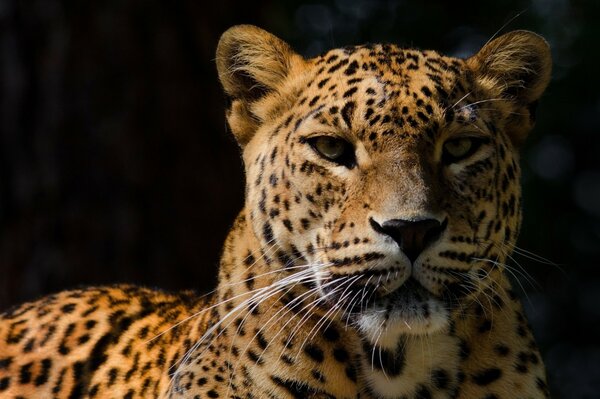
top-left (0, 0), bottom-right (598, 397)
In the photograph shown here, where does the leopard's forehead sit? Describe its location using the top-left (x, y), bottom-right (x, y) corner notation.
top-left (307, 44), bottom-right (468, 105)
top-left (313, 44), bottom-right (464, 79)
top-left (282, 44), bottom-right (481, 152)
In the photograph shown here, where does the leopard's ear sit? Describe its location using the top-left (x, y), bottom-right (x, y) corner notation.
top-left (216, 25), bottom-right (301, 147)
top-left (467, 31), bottom-right (552, 145)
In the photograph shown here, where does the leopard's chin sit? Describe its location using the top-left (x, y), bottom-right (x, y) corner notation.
top-left (351, 278), bottom-right (450, 348)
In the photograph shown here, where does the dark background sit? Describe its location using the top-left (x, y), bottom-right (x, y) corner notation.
top-left (1, 0), bottom-right (598, 397)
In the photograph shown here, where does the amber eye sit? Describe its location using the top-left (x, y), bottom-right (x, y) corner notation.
top-left (442, 137), bottom-right (485, 164)
top-left (307, 136), bottom-right (356, 168)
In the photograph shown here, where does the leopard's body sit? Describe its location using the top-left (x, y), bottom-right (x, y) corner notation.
top-left (1, 25), bottom-right (552, 399)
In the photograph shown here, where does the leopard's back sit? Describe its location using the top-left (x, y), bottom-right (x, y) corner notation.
top-left (0, 286), bottom-right (210, 398)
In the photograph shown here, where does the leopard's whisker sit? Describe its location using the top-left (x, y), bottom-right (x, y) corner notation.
top-left (225, 276), bottom-right (329, 397)
top-left (371, 317), bottom-right (386, 371)
top-left (303, 275), bottom-right (362, 346)
top-left (148, 263), bottom-right (326, 344)
top-left (171, 265), bottom-right (327, 380)
top-left (246, 273), bottom-right (340, 360)
top-left (456, 98), bottom-right (505, 112)
top-left (290, 276), bottom-right (360, 356)
top-left (448, 91), bottom-right (472, 111)
top-left (274, 282), bottom-right (350, 364)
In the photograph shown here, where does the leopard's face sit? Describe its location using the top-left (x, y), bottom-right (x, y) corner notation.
top-left (218, 26), bottom-right (550, 347)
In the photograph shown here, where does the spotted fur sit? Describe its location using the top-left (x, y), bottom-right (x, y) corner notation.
top-left (1, 25), bottom-right (552, 398)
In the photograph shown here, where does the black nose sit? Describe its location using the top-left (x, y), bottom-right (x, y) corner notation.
top-left (370, 217), bottom-right (446, 262)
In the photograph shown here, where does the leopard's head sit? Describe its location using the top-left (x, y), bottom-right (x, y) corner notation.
top-left (216, 25), bottom-right (551, 346)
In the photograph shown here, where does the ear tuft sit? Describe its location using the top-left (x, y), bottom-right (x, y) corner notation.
top-left (468, 31), bottom-right (552, 144)
top-left (469, 30), bottom-right (552, 104)
top-left (216, 25), bottom-right (299, 146)
top-left (217, 25), bottom-right (296, 101)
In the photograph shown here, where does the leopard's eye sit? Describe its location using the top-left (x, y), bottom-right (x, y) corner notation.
top-left (308, 136), bottom-right (356, 168)
top-left (442, 137), bottom-right (484, 164)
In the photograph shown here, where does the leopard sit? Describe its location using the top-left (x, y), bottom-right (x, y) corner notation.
top-left (0, 25), bottom-right (552, 399)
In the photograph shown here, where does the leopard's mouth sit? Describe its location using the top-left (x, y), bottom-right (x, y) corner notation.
top-left (322, 276), bottom-right (450, 343)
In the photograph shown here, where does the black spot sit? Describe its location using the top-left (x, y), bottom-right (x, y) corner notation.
top-left (0, 377), bottom-right (10, 392)
top-left (536, 376), bottom-right (548, 392)
top-left (87, 311), bottom-right (134, 372)
top-left (107, 368), bottom-right (118, 386)
top-left (271, 375), bottom-right (324, 399)
top-left (333, 348), bottom-right (349, 362)
top-left (328, 58), bottom-right (350, 73)
top-left (262, 222), bottom-right (274, 243)
top-left (269, 208), bottom-right (280, 218)
top-left (89, 384), bottom-right (99, 397)
top-left (255, 331), bottom-right (268, 350)
top-left (479, 319), bottom-right (492, 333)
top-left (444, 108), bottom-right (455, 122)
top-left (61, 303), bottom-right (77, 314)
top-left (345, 365), bottom-right (357, 382)
top-left (326, 54), bottom-right (339, 64)
top-left (322, 326), bottom-right (340, 341)
top-left (341, 101), bottom-right (356, 128)
top-left (197, 377), bottom-right (207, 386)
top-left (432, 368), bottom-right (450, 389)
top-left (0, 357), bottom-right (12, 370)
top-left (304, 344), bottom-right (324, 363)
top-left (245, 273), bottom-right (255, 290)
top-left (282, 355), bottom-right (295, 365)
top-left (364, 342), bottom-right (405, 377)
top-left (243, 252), bottom-right (256, 266)
top-left (415, 385), bottom-right (432, 399)
top-left (343, 87), bottom-right (358, 98)
top-left (344, 60), bottom-right (359, 75)
top-left (77, 334), bottom-right (90, 345)
top-left (247, 350), bottom-right (264, 365)
top-left (318, 78), bottom-right (330, 88)
top-left (472, 368), bottom-right (502, 386)
top-left (515, 363), bottom-right (528, 373)
top-left (300, 218), bottom-right (310, 230)
top-left (459, 340), bottom-right (471, 360)
top-left (19, 362), bottom-right (33, 384)
top-left (312, 369), bottom-right (326, 383)
top-left (34, 358), bottom-right (52, 386)
top-left (494, 344), bottom-right (510, 356)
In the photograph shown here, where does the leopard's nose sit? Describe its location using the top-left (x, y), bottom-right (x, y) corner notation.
top-left (370, 217), bottom-right (447, 262)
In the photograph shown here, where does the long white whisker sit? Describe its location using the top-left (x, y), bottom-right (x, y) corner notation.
top-left (449, 91), bottom-right (471, 110)
top-left (457, 98), bottom-right (504, 112)
top-left (170, 264), bottom-right (328, 386)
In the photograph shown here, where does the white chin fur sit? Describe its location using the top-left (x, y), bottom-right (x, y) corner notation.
top-left (355, 297), bottom-right (449, 349)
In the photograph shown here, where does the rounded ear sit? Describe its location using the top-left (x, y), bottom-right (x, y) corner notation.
top-left (216, 25), bottom-right (300, 146)
top-left (467, 31), bottom-right (552, 144)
